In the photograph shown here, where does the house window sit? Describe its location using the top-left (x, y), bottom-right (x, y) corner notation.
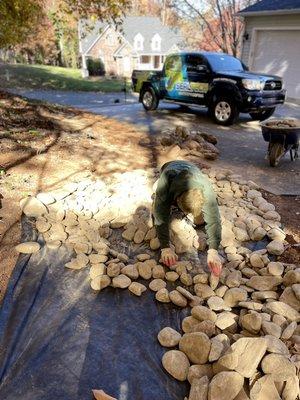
top-left (140, 55), bottom-right (150, 64)
top-left (151, 34), bottom-right (161, 51)
top-left (134, 33), bottom-right (144, 51)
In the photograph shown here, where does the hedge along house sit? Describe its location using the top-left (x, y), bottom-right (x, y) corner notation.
top-left (239, 0), bottom-right (300, 102)
top-left (79, 16), bottom-right (183, 78)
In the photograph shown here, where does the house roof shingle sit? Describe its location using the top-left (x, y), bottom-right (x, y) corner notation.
top-left (80, 16), bottom-right (183, 55)
top-left (239, 0), bottom-right (300, 14)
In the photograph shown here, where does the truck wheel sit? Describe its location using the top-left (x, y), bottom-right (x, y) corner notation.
top-left (141, 87), bottom-right (159, 111)
top-left (249, 107), bottom-right (275, 121)
top-left (210, 97), bottom-right (239, 125)
top-left (269, 142), bottom-right (285, 167)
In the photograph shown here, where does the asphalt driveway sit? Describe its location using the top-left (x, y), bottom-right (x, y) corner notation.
top-left (11, 89), bottom-right (300, 195)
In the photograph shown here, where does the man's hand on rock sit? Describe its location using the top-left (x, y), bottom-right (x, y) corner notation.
top-left (207, 249), bottom-right (223, 277)
top-left (161, 247), bottom-right (178, 267)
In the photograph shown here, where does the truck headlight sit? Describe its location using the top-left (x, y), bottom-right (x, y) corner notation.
top-left (242, 79), bottom-right (264, 91)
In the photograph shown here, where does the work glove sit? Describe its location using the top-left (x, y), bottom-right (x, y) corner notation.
top-left (207, 249), bottom-right (223, 277)
top-left (161, 247), bottom-right (178, 267)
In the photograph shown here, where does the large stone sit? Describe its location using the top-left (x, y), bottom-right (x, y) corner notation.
top-left (207, 296), bottom-right (231, 311)
top-left (15, 242), bottom-right (40, 254)
top-left (20, 196), bottom-right (48, 217)
top-left (261, 321), bottom-right (282, 338)
top-left (121, 264), bottom-right (139, 280)
top-left (158, 327), bottom-right (182, 347)
top-left (247, 276), bottom-right (282, 291)
top-left (112, 274), bottom-right (131, 289)
top-left (266, 240), bottom-right (285, 255)
top-left (281, 321), bottom-right (297, 340)
top-left (209, 337), bottom-right (224, 362)
top-left (268, 262), bottom-right (284, 276)
top-left (267, 227), bottom-right (286, 241)
top-left (283, 269), bottom-right (300, 287)
top-left (162, 350), bottom-right (190, 381)
top-left (179, 332), bottom-right (211, 364)
top-left (264, 335), bottom-right (290, 356)
top-left (208, 371), bottom-right (244, 400)
top-left (169, 290), bottom-right (188, 307)
top-left (137, 262), bottom-right (152, 280)
top-left (165, 271), bottom-right (179, 282)
top-left (226, 270), bottom-right (242, 288)
top-left (221, 338), bottom-right (268, 378)
top-left (182, 316), bottom-right (201, 333)
top-left (261, 354), bottom-right (296, 380)
top-left (250, 375), bottom-right (281, 400)
top-left (128, 282), bottom-right (146, 296)
top-left (155, 288), bottom-right (170, 303)
top-left (282, 375), bottom-right (300, 400)
top-left (280, 287), bottom-right (300, 312)
top-left (189, 376), bottom-right (209, 400)
top-left (190, 320), bottom-right (216, 337)
top-left (292, 284), bottom-right (300, 300)
top-left (215, 312), bottom-right (237, 330)
top-left (240, 313), bottom-right (262, 334)
top-left (90, 275), bottom-right (111, 291)
top-left (194, 283), bottom-right (215, 299)
top-left (149, 279), bottom-right (166, 292)
top-left (89, 263), bottom-right (106, 279)
top-left (250, 253), bottom-right (264, 269)
top-left (251, 291), bottom-right (278, 301)
top-left (187, 364), bottom-right (214, 384)
top-left (265, 301), bottom-right (300, 322)
top-left (107, 263), bottom-right (121, 277)
top-left (192, 305), bottom-right (217, 323)
top-left (224, 288), bottom-right (247, 307)
top-left (152, 265), bottom-right (165, 279)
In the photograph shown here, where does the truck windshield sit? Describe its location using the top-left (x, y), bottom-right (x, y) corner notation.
top-left (205, 54), bottom-right (244, 72)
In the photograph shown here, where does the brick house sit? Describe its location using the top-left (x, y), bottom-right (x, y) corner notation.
top-left (79, 16), bottom-right (183, 77)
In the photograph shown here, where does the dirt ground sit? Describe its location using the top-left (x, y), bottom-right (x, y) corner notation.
top-left (0, 91), bottom-right (299, 302)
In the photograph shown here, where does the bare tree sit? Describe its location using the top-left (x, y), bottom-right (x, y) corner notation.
top-left (171, 0), bottom-right (255, 56)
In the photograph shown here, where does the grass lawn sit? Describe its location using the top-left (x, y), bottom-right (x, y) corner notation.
top-left (0, 63), bottom-right (130, 92)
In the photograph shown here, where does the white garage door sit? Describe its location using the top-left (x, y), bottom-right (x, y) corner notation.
top-left (251, 30), bottom-right (300, 100)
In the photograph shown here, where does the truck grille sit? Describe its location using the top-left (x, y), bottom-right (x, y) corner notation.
top-left (264, 80), bottom-right (282, 90)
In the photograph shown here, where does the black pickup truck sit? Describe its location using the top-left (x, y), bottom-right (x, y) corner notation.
top-left (132, 52), bottom-right (286, 125)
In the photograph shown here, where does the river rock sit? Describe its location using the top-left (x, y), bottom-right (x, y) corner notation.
top-left (20, 196), bottom-right (48, 217)
top-left (136, 253), bottom-right (151, 261)
top-left (262, 320), bottom-right (282, 338)
top-left (128, 282), bottom-right (146, 296)
top-left (149, 279), bottom-right (166, 292)
top-left (240, 312), bottom-right (262, 334)
top-left (250, 375), bottom-right (281, 400)
top-left (281, 321), bottom-right (297, 340)
top-left (165, 271), bottom-right (179, 282)
top-left (251, 291), bottom-right (278, 301)
top-left (121, 264), bottom-right (139, 279)
top-left (208, 371), bottom-right (244, 400)
top-left (162, 350), bottom-right (190, 381)
top-left (89, 254), bottom-right (108, 264)
top-left (192, 305), bottom-right (217, 322)
top-left (107, 263), bottom-right (121, 277)
top-left (224, 337), bottom-right (267, 378)
top-left (224, 288), bottom-right (247, 307)
top-left (280, 287), bottom-right (300, 312)
top-left (261, 353), bottom-right (296, 380)
top-left (268, 262), bottom-right (284, 276)
top-left (179, 332), bottom-right (211, 364)
top-left (150, 237), bottom-right (160, 250)
top-left (207, 296), bottom-right (231, 311)
top-left (158, 327), bottom-right (182, 347)
top-left (282, 375), bottom-right (299, 400)
top-left (112, 274), bottom-right (131, 288)
top-left (152, 265), bottom-right (165, 279)
top-left (264, 335), bottom-right (290, 356)
top-left (15, 241), bottom-right (40, 254)
top-left (155, 288), bottom-right (170, 303)
top-left (169, 290), bottom-right (188, 307)
top-left (189, 376), bottom-right (209, 400)
top-left (265, 301), bottom-right (300, 322)
top-left (90, 275), bottom-right (111, 291)
top-left (283, 269), bottom-right (300, 286)
top-left (247, 276), bottom-right (282, 291)
top-left (187, 364), bottom-right (214, 384)
top-left (215, 311), bottom-right (237, 330)
top-left (194, 283), bottom-right (215, 299)
top-left (209, 337), bottom-right (224, 362)
top-left (266, 240), bottom-right (285, 255)
top-left (226, 270), bottom-right (242, 288)
top-left (137, 262), bottom-right (152, 279)
top-left (292, 284), bottom-right (300, 300)
top-left (182, 316), bottom-right (200, 333)
top-left (250, 253), bottom-right (264, 268)
top-left (90, 263), bottom-right (106, 279)
top-left (267, 227), bottom-right (286, 241)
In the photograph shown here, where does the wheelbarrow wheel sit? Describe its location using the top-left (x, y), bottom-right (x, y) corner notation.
top-left (269, 142), bottom-right (285, 167)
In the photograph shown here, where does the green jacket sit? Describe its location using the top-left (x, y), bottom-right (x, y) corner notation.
top-left (153, 160), bottom-right (221, 250)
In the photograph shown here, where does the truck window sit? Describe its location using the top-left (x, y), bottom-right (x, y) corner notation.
top-left (164, 55), bottom-right (182, 74)
top-left (185, 54), bottom-right (209, 72)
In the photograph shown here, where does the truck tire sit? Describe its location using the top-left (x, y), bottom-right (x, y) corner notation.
top-left (141, 87), bottom-right (159, 111)
top-left (210, 97), bottom-right (239, 126)
top-left (269, 142), bottom-right (285, 167)
top-left (249, 107), bottom-right (275, 121)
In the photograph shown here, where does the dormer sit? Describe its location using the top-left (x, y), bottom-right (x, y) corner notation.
top-left (151, 33), bottom-right (161, 51)
top-left (134, 33), bottom-right (144, 51)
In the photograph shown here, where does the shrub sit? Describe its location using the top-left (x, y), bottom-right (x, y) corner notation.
top-left (87, 58), bottom-right (105, 76)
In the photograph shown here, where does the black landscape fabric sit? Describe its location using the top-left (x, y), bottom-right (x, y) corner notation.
top-left (0, 218), bottom-right (190, 400)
